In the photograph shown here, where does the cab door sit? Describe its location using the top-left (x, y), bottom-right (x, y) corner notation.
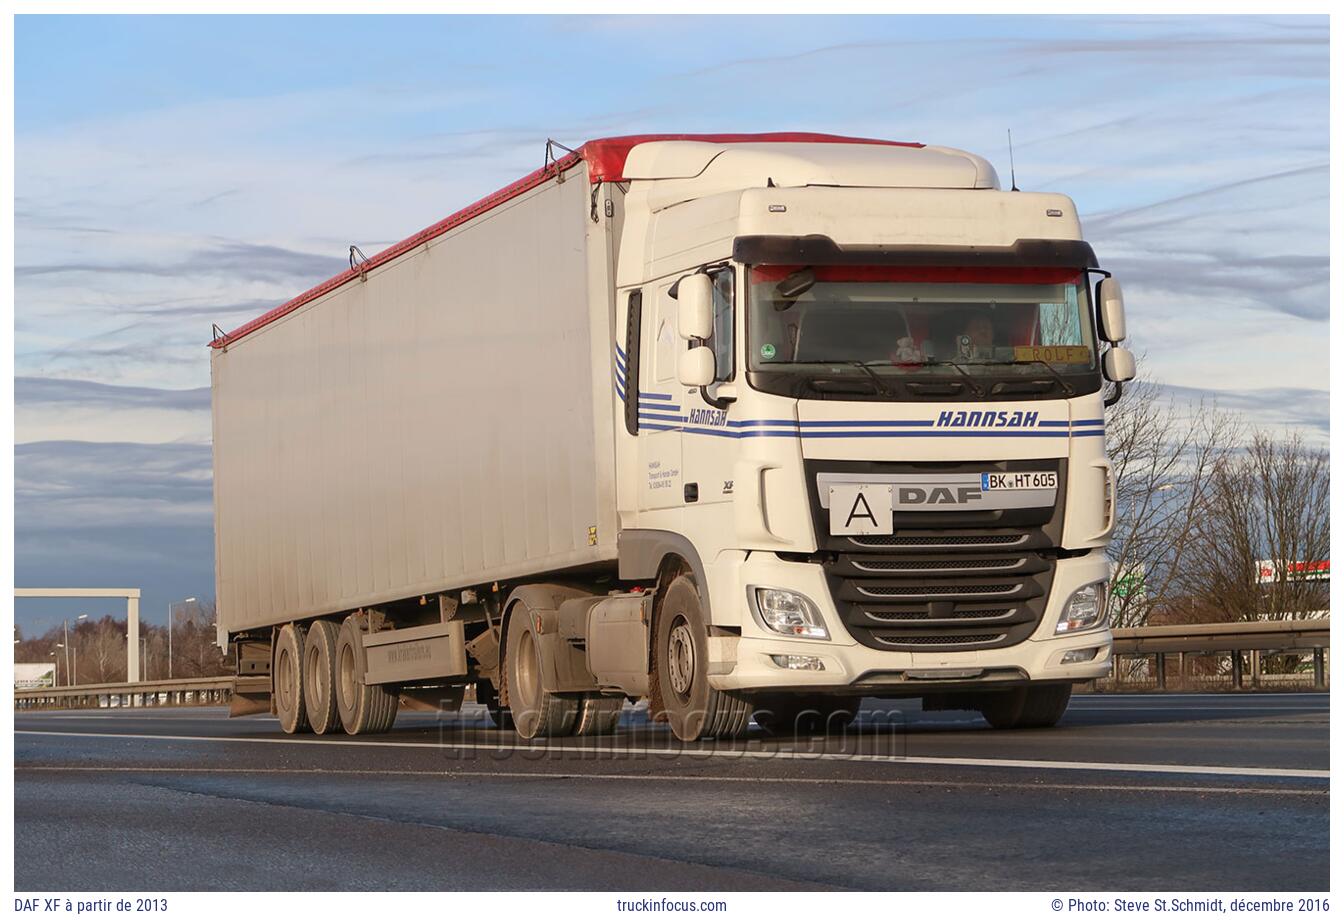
top-left (681, 266), bottom-right (738, 507)
top-left (636, 280), bottom-right (684, 512)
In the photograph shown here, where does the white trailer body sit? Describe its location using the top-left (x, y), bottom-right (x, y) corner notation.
top-left (212, 162), bottom-right (620, 636)
top-left (212, 133), bottom-right (1134, 739)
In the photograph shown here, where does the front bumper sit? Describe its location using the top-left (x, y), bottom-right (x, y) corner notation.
top-left (707, 550), bottom-right (1113, 695)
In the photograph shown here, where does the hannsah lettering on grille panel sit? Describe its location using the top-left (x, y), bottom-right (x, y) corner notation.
top-left (817, 472), bottom-right (1056, 515)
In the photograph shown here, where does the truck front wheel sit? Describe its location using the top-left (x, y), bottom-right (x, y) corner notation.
top-left (979, 684), bottom-right (1072, 729)
top-left (652, 575), bottom-right (751, 742)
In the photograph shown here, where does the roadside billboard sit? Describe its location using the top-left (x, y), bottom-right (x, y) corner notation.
top-left (15, 662), bottom-right (56, 689)
top-left (1256, 560), bottom-right (1330, 584)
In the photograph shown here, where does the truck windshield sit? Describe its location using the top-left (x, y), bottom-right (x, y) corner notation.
top-left (747, 265), bottom-right (1098, 394)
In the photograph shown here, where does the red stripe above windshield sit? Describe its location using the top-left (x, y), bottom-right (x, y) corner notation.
top-left (749, 265), bottom-right (1084, 284)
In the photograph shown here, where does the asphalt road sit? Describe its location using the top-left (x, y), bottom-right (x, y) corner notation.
top-left (13, 693), bottom-right (1329, 891)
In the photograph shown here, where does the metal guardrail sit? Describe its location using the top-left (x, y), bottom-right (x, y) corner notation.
top-left (1105, 618), bottom-right (1329, 691)
top-left (12, 619), bottom-right (1329, 708)
top-left (14, 676), bottom-right (233, 710)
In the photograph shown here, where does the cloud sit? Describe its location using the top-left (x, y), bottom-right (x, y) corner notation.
top-left (16, 239), bottom-right (345, 285)
top-left (1154, 384), bottom-right (1328, 442)
top-left (12, 15), bottom-right (1328, 622)
top-left (15, 440), bottom-right (214, 526)
top-left (15, 379), bottom-right (212, 446)
top-left (16, 376), bottom-right (210, 412)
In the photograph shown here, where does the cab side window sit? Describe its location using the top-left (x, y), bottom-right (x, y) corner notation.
top-left (709, 267), bottom-right (735, 383)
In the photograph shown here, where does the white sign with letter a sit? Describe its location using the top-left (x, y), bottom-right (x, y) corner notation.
top-left (828, 484), bottom-right (893, 535)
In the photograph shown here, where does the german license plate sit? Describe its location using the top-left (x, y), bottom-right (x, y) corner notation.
top-left (980, 471), bottom-right (1058, 491)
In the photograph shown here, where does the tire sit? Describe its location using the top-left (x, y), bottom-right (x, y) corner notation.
top-left (572, 696), bottom-right (624, 736)
top-left (979, 684), bottom-right (1072, 729)
top-left (335, 615), bottom-right (399, 735)
top-left (303, 620), bottom-right (341, 735)
top-left (652, 575), bottom-right (752, 742)
top-left (504, 605), bottom-right (579, 739)
top-left (753, 695), bottom-right (860, 736)
top-left (1017, 684), bottom-right (1073, 728)
top-left (273, 623), bottom-right (310, 734)
top-left (476, 679), bottom-right (514, 731)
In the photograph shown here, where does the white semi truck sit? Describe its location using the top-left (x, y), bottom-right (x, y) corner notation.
top-left (211, 132), bottom-right (1135, 741)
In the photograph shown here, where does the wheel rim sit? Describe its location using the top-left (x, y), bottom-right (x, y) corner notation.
top-left (338, 642), bottom-right (356, 710)
top-left (515, 626), bottom-right (540, 709)
top-left (277, 645), bottom-right (294, 714)
top-left (667, 616), bottom-right (695, 701)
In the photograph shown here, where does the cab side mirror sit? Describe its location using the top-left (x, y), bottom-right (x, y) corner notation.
top-left (1103, 346), bottom-right (1136, 383)
top-left (1097, 278), bottom-right (1127, 343)
top-left (678, 345), bottom-right (715, 387)
top-left (675, 274), bottom-right (714, 340)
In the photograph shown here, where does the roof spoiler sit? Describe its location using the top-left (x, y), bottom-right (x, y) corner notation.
top-left (732, 235), bottom-right (1099, 269)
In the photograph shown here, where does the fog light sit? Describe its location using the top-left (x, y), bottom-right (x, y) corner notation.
top-left (1055, 582), bottom-right (1106, 634)
top-left (1061, 647), bottom-right (1100, 664)
top-left (752, 588), bottom-right (830, 640)
top-left (770, 654), bottom-right (825, 671)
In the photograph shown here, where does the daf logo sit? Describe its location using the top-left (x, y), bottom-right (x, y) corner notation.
top-left (898, 486), bottom-right (982, 506)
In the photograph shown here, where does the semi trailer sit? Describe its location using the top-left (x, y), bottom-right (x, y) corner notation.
top-left (210, 131), bottom-right (1135, 741)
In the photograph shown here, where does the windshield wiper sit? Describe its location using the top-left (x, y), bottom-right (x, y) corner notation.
top-left (989, 360), bottom-right (1077, 396)
top-left (909, 359), bottom-right (986, 397)
top-left (805, 359), bottom-right (898, 397)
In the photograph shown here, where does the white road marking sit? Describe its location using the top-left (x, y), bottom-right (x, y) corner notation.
top-left (13, 764), bottom-right (1327, 796)
top-left (15, 730), bottom-right (1329, 780)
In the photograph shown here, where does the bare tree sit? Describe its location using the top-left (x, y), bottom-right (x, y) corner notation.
top-left (170, 600), bottom-right (231, 678)
top-left (1104, 369), bottom-right (1241, 629)
top-left (1179, 430), bottom-right (1329, 622)
top-left (83, 616), bottom-right (129, 683)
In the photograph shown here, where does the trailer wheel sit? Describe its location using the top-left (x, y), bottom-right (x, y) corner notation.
top-left (979, 684), bottom-right (1072, 729)
top-left (572, 696), bottom-right (624, 736)
top-left (752, 695), bottom-right (860, 736)
top-left (652, 575), bottom-right (751, 742)
top-left (504, 606), bottom-right (578, 739)
top-left (476, 680), bottom-right (513, 731)
top-left (303, 620), bottom-right (341, 735)
top-left (274, 624), bottom-right (310, 734)
top-left (335, 615), bottom-right (398, 734)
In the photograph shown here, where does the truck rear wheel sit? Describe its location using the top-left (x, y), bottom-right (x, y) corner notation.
top-left (652, 575), bottom-right (751, 742)
top-left (303, 620), bottom-right (341, 735)
top-left (572, 696), bottom-right (623, 735)
top-left (504, 606), bottom-right (578, 739)
top-left (335, 615), bottom-right (398, 734)
top-left (753, 695), bottom-right (860, 736)
top-left (980, 684), bottom-right (1072, 729)
top-left (274, 623), bottom-right (310, 734)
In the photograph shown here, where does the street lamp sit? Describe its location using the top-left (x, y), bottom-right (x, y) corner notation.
top-left (49, 648), bottom-right (60, 687)
top-left (168, 597), bottom-right (197, 680)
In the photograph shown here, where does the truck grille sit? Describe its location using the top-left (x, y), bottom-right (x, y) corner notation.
top-left (805, 459), bottom-right (1066, 653)
top-left (826, 551), bottom-right (1053, 651)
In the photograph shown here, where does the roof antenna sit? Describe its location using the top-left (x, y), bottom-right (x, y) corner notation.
top-left (1007, 129), bottom-right (1019, 192)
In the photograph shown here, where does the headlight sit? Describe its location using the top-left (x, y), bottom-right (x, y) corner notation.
top-left (1055, 582), bottom-right (1106, 634)
top-left (752, 588), bottom-right (830, 640)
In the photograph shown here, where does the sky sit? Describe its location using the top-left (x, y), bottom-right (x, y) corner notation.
top-left (12, 14), bottom-right (1329, 635)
